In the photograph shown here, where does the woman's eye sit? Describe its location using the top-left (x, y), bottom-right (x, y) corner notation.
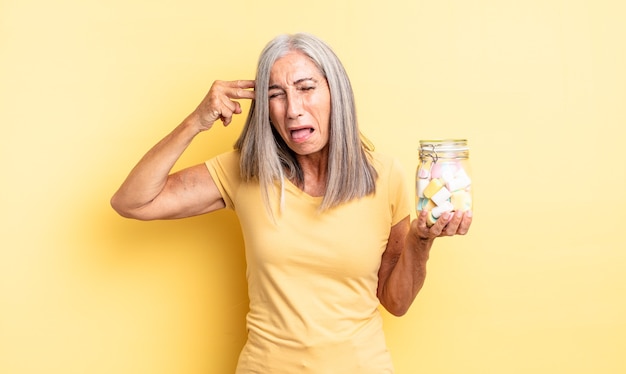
top-left (269, 92), bottom-right (284, 99)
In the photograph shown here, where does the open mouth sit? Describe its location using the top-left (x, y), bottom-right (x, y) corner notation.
top-left (290, 127), bottom-right (314, 142)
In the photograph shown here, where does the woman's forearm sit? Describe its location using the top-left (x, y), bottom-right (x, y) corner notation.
top-left (380, 229), bottom-right (433, 316)
top-left (379, 210), bottom-right (472, 316)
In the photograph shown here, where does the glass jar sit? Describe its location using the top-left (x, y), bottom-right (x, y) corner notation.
top-left (416, 139), bottom-right (472, 226)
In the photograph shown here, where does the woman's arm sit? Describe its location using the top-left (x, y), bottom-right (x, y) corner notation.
top-left (110, 80), bottom-right (255, 220)
top-left (377, 210), bottom-right (472, 316)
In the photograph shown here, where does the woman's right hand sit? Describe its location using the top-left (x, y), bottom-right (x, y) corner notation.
top-left (191, 80), bottom-right (256, 131)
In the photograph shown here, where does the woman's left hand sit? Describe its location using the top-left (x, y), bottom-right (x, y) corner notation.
top-left (414, 210), bottom-right (472, 240)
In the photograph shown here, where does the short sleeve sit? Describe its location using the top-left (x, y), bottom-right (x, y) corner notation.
top-left (388, 157), bottom-right (412, 226)
top-left (204, 151), bottom-right (242, 210)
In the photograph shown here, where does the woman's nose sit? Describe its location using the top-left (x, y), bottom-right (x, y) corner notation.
top-left (286, 93), bottom-right (304, 119)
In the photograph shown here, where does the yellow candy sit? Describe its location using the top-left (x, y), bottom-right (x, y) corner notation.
top-left (426, 212), bottom-right (438, 227)
top-left (423, 178), bottom-right (445, 199)
top-left (451, 190), bottom-right (472, 211)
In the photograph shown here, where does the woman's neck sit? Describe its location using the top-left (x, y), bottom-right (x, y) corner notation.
top-left (294, 149), bottom-right (329, 197)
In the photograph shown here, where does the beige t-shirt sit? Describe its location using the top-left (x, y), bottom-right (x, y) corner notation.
top-left (206, 150), bottom-right (411, 373)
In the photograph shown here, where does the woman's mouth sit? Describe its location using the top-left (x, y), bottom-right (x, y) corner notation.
top-left (290, 127), bottom-right (314, 142)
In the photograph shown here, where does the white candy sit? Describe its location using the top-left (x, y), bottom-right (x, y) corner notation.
top-left (431, 201), bottom-right (454, 218)
top-left (447, 168), bottom-right (472, 191)
top-left (417, 178), bottom-right (429, 198)
top-left (441, 169), bottom-right (455, 185)
top-left (455, 167), bottom-right (471, 181)
top-left (418, 168), bottom-right (431, 179)
top-left (431, 186), bottom-right (452, 206)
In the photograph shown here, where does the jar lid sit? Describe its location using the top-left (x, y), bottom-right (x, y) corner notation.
top-left (419, 139), bottom-right (468, 152)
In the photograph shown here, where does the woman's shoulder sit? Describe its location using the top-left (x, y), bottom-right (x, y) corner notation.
top-left (205, 150), bottom-right (242, 182)
top-left (368, 150), bottom-right (403, 173)
top-left (207, 149), bottom-right (241, 167)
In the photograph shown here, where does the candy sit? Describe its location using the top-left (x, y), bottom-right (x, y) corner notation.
top-left (417, 167), bottom-right (430, 179)
top-left (446, 168), bottom-right (472, 192)
top-left (416, 160), bottom-right (472, 226)
top-left (417, 197), bottom-right (436, 211)
top-left (451, 190), bottom-right (472, 211)
top-left (432, 201), bottom-right (454, 218)
top-left (423, 178), bottom-right (445, 199)
top-left (426, 213), bottom-right (438, 227)
top-left (441, 169), bottom-right (456, 185)
top-left (417, 141), bottom-right (472, 224)
top-left (430, 163), bottom-right (443, 179)
top-left (417, 178), bottom-right (429, 198)
top-left (431, 186), bottom-right (452, 206)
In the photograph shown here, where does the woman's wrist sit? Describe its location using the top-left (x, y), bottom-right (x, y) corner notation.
top-left (180, 111), bottom-right (207, 135)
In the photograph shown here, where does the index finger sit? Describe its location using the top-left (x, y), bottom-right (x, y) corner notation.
top-left (230, 80), bottom-right (256, 99)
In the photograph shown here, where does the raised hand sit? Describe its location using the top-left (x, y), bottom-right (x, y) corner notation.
top-left (191, 80), bottom-right (256, 130)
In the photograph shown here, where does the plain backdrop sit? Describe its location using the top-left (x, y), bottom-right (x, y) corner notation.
top-left (1, 0), bottom-right (625, 372)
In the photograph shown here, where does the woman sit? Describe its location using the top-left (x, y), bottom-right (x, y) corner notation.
top-left (111, 33), bottom-right (471, 373)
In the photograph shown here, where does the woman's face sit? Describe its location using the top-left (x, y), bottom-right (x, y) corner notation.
top-left (268, 50), bottom-right (331, 157)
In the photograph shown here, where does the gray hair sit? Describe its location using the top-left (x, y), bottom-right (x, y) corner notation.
top-left (234, 33), bottom-right (377, 215)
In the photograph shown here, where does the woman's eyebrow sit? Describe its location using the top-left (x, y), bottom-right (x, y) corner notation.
top-left (268, 77), bottom-right (317, 90)
top-left (294, 77), bottom-right (316, 85)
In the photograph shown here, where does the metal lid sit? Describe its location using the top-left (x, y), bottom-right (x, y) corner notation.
top-left (419, 139), bottom-right (468, 152)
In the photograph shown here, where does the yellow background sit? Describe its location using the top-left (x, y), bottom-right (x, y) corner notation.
top-left (2, 0), bottom-right (625, 373)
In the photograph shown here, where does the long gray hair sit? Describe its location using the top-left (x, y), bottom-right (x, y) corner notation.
top-left (234, 33), bottom-right (377, 215)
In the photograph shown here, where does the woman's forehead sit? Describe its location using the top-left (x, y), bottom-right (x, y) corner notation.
top-left (269, 51), bottom-right (323, 85)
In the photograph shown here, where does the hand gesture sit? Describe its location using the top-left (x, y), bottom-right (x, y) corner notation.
top-left (191, 80), bottom-right (255, 131)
